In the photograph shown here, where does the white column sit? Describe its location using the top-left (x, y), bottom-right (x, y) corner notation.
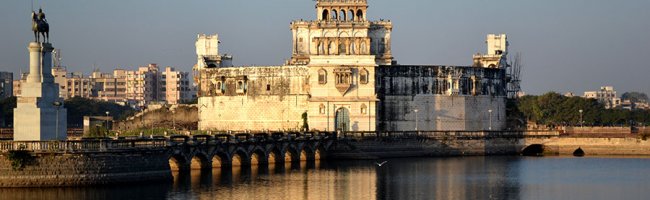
top-left (26, 42), bottom-right (42, 83)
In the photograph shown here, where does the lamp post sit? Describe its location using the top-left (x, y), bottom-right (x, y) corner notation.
top-left (52, 101), bottom-right (62, 140)
top-left (105, 111), bottom-right (110, 137)
top-left (579, 109), bottom-right (583, 127)
top-left (414, 109), bottom-right (419, 131)
top-left (488, 109), bottom-right (493, 131)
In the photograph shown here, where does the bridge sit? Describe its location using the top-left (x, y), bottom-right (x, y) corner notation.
top-left (2, 130), bottom-right (648, 187)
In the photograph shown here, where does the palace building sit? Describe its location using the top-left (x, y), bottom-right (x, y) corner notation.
top-left (195, 0), bottom-right (509, 132)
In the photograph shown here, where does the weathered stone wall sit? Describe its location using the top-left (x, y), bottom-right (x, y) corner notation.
top-left (329, 131), bottom-right (650, 159)
top-left (0, 150), bottom-right (171, 187)
top-left (376, 66), bottom-right (507, 131)
top-left (198, 66), bottom-right (311, 131)
top-left (525, 137), bottom-right (650, 156)
top-left (563, 126), bottom-right (631, 134)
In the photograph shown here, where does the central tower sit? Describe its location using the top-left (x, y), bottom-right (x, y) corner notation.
top-left (289, 0), bottom-right (392, 132)
top-left (289, 0), bottom-right (392, 66)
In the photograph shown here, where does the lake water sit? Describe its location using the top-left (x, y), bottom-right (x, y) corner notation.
top-left (2, 156), bottom-right (650, 200)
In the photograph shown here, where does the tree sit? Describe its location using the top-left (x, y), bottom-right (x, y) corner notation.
top-left (621, 92), bottom-right (649, 103)
top-left (64, 97), bottom-right (135, 128)
top-left (511, 92), bottom-right (650, 127)
top-left (0, 97), bottom-right (16, 127)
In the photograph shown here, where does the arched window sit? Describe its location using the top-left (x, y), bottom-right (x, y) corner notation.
top-left (339, 43), bottom-right (346, 55)
top-left (360, 41), bottom-right (367, 54)
top-left (359, 68), bottom-right (369, 84)
top-left (340, 10), bottom-right (346, 21)
top-left (350, 41), bottom-right (356, 54)
top-left (322, 9), bottom-right (329, 20)
top-left (356, 9), bottom-right (363, 21)
top-left (349, 10), bottom-right (355, 21)
top-left (328, 41), bottom-right (335, 55)
top-left (216, 81), bottom-right (222, 94)
top-left (360, 104), bottom-right (367, 114)
top-left (318, 69), bottom-right (327, 84)
top-left (332, 10), bottom-right (338, 20)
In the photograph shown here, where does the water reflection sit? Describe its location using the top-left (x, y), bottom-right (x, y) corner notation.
top-left (2, 157), bottom-right (650, 199)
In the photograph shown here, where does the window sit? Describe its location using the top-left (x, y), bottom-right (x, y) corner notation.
top-left (266, 84), bottom-right (271, 91)
top-left (360, 68), bottom-right (369, 84)
top-left (361, 104), bottom-right (367, 114)
top-left (319, 104), bottom-right (326, 114)
top-left (318, 69), bottom-right (327, 84)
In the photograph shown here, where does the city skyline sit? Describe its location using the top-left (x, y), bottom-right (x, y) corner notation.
top-left (1, 0), bottom-right (649, 95)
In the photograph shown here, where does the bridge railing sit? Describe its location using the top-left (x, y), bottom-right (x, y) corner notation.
top-left (0, 139), bottom-right (167, 153)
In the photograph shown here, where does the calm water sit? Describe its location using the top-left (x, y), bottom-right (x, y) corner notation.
top-left (2, 156), bottom-right (650, 200)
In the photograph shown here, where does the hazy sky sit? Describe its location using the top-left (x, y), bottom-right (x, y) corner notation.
top-left (1, 0), bottom-right (649, 95)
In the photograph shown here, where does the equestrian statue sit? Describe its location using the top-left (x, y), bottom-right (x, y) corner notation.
top-left (32, 8), bottom-right (50, 43)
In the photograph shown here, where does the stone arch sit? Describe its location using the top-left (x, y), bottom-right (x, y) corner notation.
top-left (251, 147), bottom-right (267, 165)
top-left (331, 9), bottom-right (338, 20)
top-left (286, 145), bottom-right (300, 163)
top-left (318, 69), bottom-right (327, 84)
top-left (521, 144), bottom-right (545, 156)
top-left (169, 154), bottom-right (188, 171)
top-left (356, 9), bottom-right (363, 21)
top-left (212, 151), bottom-right (229, 168)
top-left (359, 68), bottom-right (369, 84)
top-left (349, 10), bottom-right (355, 21)
top-left (268, 147), bottom-right (283, 164)
top-left (190, 153), bottom-right (210, 170)
top-left (573, 147), bottom-right (585, 157)
top-left (231, 148), bottom-right (250, 167)
top-left (300, 149), bottom-right (309, 162)
top-left (322, 9), bottom-right (329, 20)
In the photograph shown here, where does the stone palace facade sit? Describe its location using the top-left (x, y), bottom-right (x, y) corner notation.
top-left (196, 0), bottom-right (508, 132)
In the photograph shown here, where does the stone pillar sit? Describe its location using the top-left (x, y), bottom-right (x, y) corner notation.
top-left (14, 42), bottom-right (67, 141)
top-left (41, 43), bottom-right (55, 83)
top-left (26, 42), bottom-right (42, 83)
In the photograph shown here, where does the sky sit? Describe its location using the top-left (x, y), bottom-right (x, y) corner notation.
top-left (1, 0), bottom-right (649, 95)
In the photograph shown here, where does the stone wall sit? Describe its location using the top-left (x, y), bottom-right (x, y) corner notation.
top-left (376, 65), bottom-right (507, 131)
top-left (563, 126), bottom-right (631, 134)
top-left (0, 150), bottom-right (171, 187)
top-left (328, 131), bottom-right (650, 159)
top-left (198, 66), bottom-right (311, 131)
top-left (527, 137), bottom-right (650, 156)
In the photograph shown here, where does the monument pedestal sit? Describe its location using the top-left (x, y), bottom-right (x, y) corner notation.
top-left (14, 42), bottom-right (67, 141)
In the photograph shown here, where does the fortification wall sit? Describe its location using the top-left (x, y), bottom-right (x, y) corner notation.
top-left (378, 95), bottom-right (506, 131)
top-left (198, 66), bottom-right (311, 131)
top-left (376, 65), bottom-right (507, 131)
top-left (529, 137), bottom-right (650, 156)
top-left (0, 150), bottom-right (171, 187)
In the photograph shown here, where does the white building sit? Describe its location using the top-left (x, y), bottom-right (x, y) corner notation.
top-left (584, 86), bottom-right (621, 109)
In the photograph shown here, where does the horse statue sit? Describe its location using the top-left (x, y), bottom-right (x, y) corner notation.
top-left (31, 9), bottom-right (50, 43)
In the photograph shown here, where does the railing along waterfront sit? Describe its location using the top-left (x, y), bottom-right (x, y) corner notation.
top-left (341, 130), bottom-right (561, 140)
top-left (0, 139), bottom-right (167, 153)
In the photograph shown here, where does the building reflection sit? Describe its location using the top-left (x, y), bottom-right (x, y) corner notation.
top-left (168, 157), bottom-right (522, 199)
top-left (0, 157), bottom-right (523, 199)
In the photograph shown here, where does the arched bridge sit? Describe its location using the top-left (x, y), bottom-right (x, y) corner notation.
top-left (165, 133), bottom-right (336, 171)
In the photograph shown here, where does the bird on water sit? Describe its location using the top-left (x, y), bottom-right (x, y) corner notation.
top-left (375, 161), bottom-right (388, 167)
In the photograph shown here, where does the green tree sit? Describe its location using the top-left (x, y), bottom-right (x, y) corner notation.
top-left (621, 92), bottom-right (649, 103)
top-left (0, 97), bottom-right (16, 127)
top-left (64, 97), bottom-right (135, 128)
